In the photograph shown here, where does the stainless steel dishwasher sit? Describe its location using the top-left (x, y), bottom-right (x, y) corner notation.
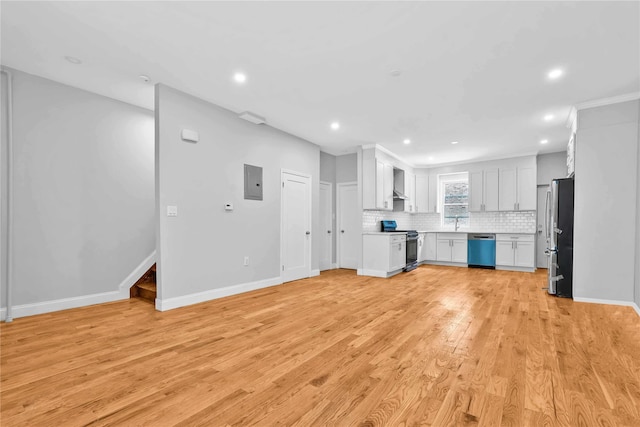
top-left (467, 234), bottom-right (496, 269)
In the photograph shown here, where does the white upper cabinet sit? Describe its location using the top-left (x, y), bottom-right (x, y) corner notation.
top-left (415, 175), bottom-right (429, 213)
top-left (428, 174), bottom-right (439, 213)
top-left (363, 153), bottom-right (393, 210)
top-left (415, 174), bottom-right (438, 213)
top-left (469, 168), bottom-right (499, 212)
top-left (499, 164), bottom-right (536, 211)
top-left (516, 166), bottom-right (536, 211)
top-left (404, 172), bottom-right (416, 213)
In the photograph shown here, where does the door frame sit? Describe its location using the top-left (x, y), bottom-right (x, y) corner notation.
top-left (336, 181), bottom-right (358, 268)
top-left (319, 181), bottom-right (333, 271)
top-left (280, 169), bottom-right (312, 283)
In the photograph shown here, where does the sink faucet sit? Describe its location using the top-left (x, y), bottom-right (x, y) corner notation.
top-left (454, 216), bottom-right (460, 232)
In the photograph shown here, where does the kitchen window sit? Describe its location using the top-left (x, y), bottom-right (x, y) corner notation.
top-left (439, 172), bottom-right (469, 228)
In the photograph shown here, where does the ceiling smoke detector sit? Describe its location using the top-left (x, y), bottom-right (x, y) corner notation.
top-left (139, 74), bottom-right (151, 83)
top-left (238, 111), bottom-right (266, 125)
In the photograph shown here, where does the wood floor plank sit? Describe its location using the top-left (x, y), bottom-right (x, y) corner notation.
top-left (2, 266), bottom-right (639, 426)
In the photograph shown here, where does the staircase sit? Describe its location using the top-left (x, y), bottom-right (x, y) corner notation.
top-left (130, 264), bottom-right (156, 303)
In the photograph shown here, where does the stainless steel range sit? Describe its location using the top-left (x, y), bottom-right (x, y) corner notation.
top-left (380, 220), bottom-right (418, 271)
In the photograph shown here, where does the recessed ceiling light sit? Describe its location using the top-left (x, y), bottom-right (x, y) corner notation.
top-left (403, 139), bottom-right (411, 145)
top-left (451, 141), bottom-right (459, 145)
top-left (389, 69), bottom-right (402, 77)
top-left (547, 68), bottom-right (564, 80)
top-left (233, 72), bottom-right (247, 84)
top-left (65, 56), bottom-right (82, 65)
top-left (330, 122), bottom-right (340, 130)
top-left (540, 139), bottom-right (549, 144)
top-left (139, 75), bottom-right (151, 83)
top-left (544, 114), bottom-right (554, 121)
top-left (428, 156), bottom-right (434, 161)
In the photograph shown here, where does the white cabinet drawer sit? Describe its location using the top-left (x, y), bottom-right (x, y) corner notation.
top-left (437, 233), bottom-right (466, 240)
top-left (496, 234), bottom-right (534, 242)
top-left (391, 234), bottom-right (407, 243)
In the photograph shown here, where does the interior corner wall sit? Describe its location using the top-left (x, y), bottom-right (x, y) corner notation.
top-left (320, 152), bottom-right (337, 265)
top-left (574, 99), bottom-right (639, 303)
top-left (155, 84), bottom-right (320, 303)
top-left (536, 151), bottom-right (567, 185)
top-left (1, 67), bottom-right (155, 314)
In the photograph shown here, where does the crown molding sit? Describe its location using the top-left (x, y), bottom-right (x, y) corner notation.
top-left (574, 92), bottom-right (640, 111)
top-left (361, 143), bottom-right (416, 168)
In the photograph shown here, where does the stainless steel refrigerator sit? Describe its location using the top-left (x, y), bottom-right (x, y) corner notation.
top-left (545, 177), bottom-right (574, 297)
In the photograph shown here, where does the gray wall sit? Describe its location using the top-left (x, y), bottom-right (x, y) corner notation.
top-left (537, 151), bottom-right (567, 185)
top-left (574, 100), bottom-right (639, 302)
top-left (155, 84), bottom-right (320, 301)
top-left (336, 153), bottom-right (357, 183)
top-left (1, 68), bottom-right (155, 309)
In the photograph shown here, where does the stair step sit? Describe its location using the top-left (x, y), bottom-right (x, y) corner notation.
top-left (135, 281), bottom-right (156, 303)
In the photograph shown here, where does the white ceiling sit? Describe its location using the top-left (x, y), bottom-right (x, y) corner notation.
top-left (2, 1), bottom-right (639, 166)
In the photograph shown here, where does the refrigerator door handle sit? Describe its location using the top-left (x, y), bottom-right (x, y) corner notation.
top-left (550, 275), bottom-right (564, 282)
top-left (554, 227), bottom-right (563, 234)
top-left (544, 190), bottom-right (550, 240)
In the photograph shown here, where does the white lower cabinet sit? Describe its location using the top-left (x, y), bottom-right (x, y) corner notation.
top-left (496, 234), bottom-right (535, 270)
top-left (362, 234), bottom-right (406, 277)
top-left (435, 233), bottom-right (467, 263)
top-left (417, 232), bottom-right (437, 262)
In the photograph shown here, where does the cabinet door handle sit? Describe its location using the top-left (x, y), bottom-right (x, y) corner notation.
top-left (341, 230), bottom-right (345, 233)
top-left (398, 243), bottom-right (402, 251)
top-left (306, 231), bottom-right (311, 235)
top-left (327, 230), bottom-right (331, 234)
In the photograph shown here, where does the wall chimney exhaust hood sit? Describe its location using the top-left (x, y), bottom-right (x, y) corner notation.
top-left (393, 189), bottom-right (408, 200)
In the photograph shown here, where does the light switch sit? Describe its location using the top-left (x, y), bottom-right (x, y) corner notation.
top-left (181, 129), bottom-right (199, 143)
top-left (167, 205), bottom-right (178, 217)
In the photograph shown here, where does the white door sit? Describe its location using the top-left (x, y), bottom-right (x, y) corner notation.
top-left (536, 186), bottom-right (549, 268)
top-left (319, 182), bottom-right (333, 271)
top-left (281, 171), bottom-right (311, 283)
top-left (337, 182), bottom-right (359, 269)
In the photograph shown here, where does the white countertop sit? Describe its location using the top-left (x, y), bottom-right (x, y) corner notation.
top-left (416, 230), bottom-right (536, 235)
top-left (362, 231), bottom-right (407, 235)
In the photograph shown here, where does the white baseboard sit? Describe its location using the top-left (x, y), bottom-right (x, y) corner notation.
top-left (357, 268), bottom-right (402, 278)
top-left (331, 263), bottom-right (338, 270)
top-left (119, 250), bottom-right (156, 291)
top-left (155, 276), bottom-right (282, 312)
top-left (496, 266), bottom-right (536, 273)
top-left (573, 297), bottom-right (640, 317)
top-left (0, 290), bottom-right (128, 321)
top-left (310, 269), bottom-right (320, 277)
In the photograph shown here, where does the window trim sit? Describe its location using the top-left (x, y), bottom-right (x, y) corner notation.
top-left (439, 172), bottom-right (469, 228)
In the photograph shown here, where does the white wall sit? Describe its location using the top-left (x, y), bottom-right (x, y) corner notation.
top-left (155, 84), bottom-right (320, 307)
top-left (537, 151), bottom-right (567, 185)
top-left (574, 100), bottom-right (639, 303)
top-left (1, 68), bottom-right (155, 318)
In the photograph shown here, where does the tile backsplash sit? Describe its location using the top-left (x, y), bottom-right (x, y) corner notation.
top-left (363, 210), bottom-right (536, 233)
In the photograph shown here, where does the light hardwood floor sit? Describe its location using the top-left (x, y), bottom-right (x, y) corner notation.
top-left (1, 266), bottom-right (639, 426)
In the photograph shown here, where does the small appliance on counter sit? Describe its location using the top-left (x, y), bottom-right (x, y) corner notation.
top-left (380, 220), bottom-right (418, 271)
top-left (467, 234), bottom-right (496, 268)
